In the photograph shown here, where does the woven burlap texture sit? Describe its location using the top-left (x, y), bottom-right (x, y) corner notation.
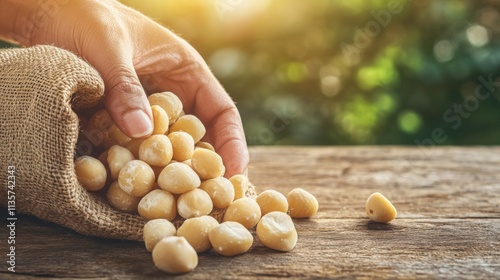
top-left (0, 45), bottom-right (145, 240)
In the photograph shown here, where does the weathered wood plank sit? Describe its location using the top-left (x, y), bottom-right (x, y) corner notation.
top-left (1, 147), bottom-right (499, 279)
top-left (249, 147), bottom-right (500, 219)
top-left (1, 216), bottom-right (498, 279)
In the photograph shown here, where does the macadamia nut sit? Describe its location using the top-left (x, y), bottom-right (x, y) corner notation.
top-left (76, 92), bottom-right (312, 276)
top-left (152, 236), bottom-right (198, 274)
top-left (223, 197), bottom-right (261, 229)
top-left (148, 92), bottom-right (183, 125)
top-left (177, 189), bottom-right (213, 219)
top-left (86, 109), bottom-right (113, 148)
top-left (75, 156), bottom-right (107, 191)
top-left (365, 192), bottom-right (397, 223)
top-left (138, 189), bottom-right (177, 221)
top-left (177, 216), bottom-right (219, 253)
top-left (191, 148), bottom-right (224, 180)
top-left (143, 219), bottom-right (176, 252)
top-left (151, 105), bottom-right (169, 135)
top-left (139, 135), bottom-right (173, 167)
top-left (287, 188), bottom-right (319, 218)
top-left (195, 141), bottom-right (215, 152)
top-left (256, 212), bottom-right (297, 251)
top-left (97, 150), bottom-right (109, 166)
top-left (106, 181), bottom-right (141, 213)
top-left (168, 131), bottom-right (195, 162)
top-left (200, 177), bottom-right (235, 209)
top-left (169, 115), bottom-right (206, 143)
top-left (118, 160), bottom-right (155, 197)
top-left (256, 190), bottom-right (288, 215)
top-left (109, 123), bottom-right (131, 146)
top-left (107, 145), bottom-right (135, 180)
top-left (157, 162), bottom-right (201, 194)
top-left (229, 174), bottom-right (249, 201)
top-left (209, 221), bottom-right (253, 257)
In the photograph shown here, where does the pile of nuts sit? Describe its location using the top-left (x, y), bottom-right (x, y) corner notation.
top-left (74, 92), bottom-right (319, 274)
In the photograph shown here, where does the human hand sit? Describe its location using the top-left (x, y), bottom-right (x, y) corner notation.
top-left (0, 0), bottom-right (248, 177)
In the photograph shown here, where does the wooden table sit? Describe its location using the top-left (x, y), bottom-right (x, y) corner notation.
top-left (1, 147), bottom-right (499, 279)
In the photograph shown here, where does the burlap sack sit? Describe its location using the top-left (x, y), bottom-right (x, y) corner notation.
top-left (0, 45), bottom-right (255, 241)
top-left (0, 45), bottom-right (144, 240)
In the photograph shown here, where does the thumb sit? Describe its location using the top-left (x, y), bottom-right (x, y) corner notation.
top-left (93, 50), bottom-right (153, 138)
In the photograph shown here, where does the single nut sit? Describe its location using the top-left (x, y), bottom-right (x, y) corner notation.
top-left (148, 92), bottom-right (183, 125)
top-left (157, 162), bottom-right (201, 194)
top-left (209, 221), bottom-right (253, 257)
top-left (287, 188), bottom-right (319, 218)
top-left (256, 190), bottom-right (288, 216)
top-left (169, 115), bottom-right (206, 143)
top-left (148, 92), bottom-right (183, 124)
top-left (256, 211), bottom-right (297, 251)
top-left (223, 197), bottom-right (261, 229)
top-left (74, 156), bottom-right (107, 191)
top-left (195, 141), bottom-right (215, 152)
top-left (220, 165), bottom-right (226, 177)
top-left (177, 216), bottom-right (219, 253)
top-left (117, 160), bottom-right (155, 197)
top-left (143, 219), bottom-right (177, 252)
top-left (109, 123), bottom-right (132, 146)
top-left (138, 189), bottom-right (177, 221)
top-left (107, 145), bottom-right (135, 180)
top-left (139, 134), bottom-right (173, 167)
top-left (97, 150), bottom-right (108, 166)
top-left (151, 105), bottom-right (170, 135)
top-left (168, 131), bottom-right (195, 162)
top-left (152, 236), bottom-right (198, 274)
top-left (85, 109), bottom-right (113, 148)
top-left (106, 181), bottom-right (141, 213)
top-left (200, 177), bottom-right (235, 209)
top-left (229, 174), bottom-right (249, 200)
top-left (365, 192), bottom-right (397, 223)
top-left (87, 109), bottom-right (113, 132)
top-left (177, 189), bottom-right (213, 219)
top-left (191, 148), bottom-right (224, 180)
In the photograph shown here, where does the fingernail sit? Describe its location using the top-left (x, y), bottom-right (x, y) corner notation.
top-left (122, 109), bottom-right (153, 138)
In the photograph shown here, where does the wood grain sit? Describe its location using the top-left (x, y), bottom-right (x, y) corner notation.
top-left (1, 146), bottom-right (499, 279)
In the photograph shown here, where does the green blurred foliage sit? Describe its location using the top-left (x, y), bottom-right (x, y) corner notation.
top-left (4, 0), bottom-right (500, 145)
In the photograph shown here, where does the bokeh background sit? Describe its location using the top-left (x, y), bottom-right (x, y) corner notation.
top-left (3, 0), bottom-right (500, 146)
